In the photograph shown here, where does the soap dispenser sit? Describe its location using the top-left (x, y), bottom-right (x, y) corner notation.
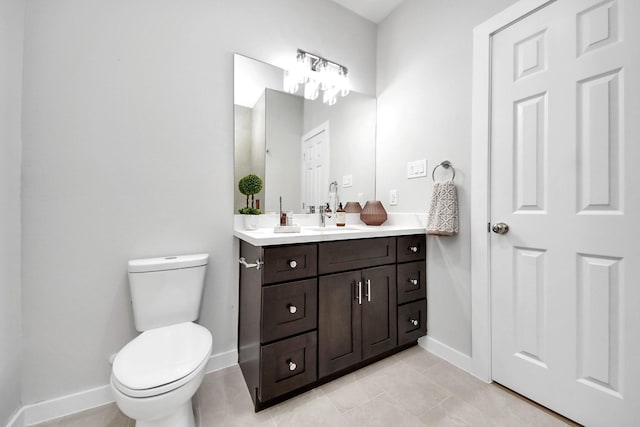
top-left (336, 202), bottom-right (346, 227)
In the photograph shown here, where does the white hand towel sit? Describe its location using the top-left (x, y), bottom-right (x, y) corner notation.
top-left (427, 179), bottom-right (459, 236)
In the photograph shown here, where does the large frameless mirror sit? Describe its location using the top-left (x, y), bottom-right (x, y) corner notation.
top-left (233, 54), bottom-right (376, 215)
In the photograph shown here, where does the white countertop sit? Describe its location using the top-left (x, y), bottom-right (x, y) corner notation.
top-left (234, 213), bottom-right (427, 246)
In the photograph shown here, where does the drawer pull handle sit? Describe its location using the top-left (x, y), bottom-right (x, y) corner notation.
top-left (288, 259), bottom-right (298, 269)
top-left (239, 257), bottom-right (264, 270)
top-left (288, 360), bottom-right (297, 371)
top-left (366, 279), bottom-right (371, 302)
top-left (408, 279), bottom-right (418, 286)
top-left (408, 246), bottom-right (419, 253)
top-left (409, 318), bottom-right (419, 327)
top-left (288, 304), bottom-right (297, 314)
top-left (357, 281), bottom-right (362, 305)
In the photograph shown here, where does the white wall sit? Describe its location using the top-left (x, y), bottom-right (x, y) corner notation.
top-left (0, 0), bottom-right (24, 423)
top-left (376, 0), bottom-right (517, 355)
top-left (20, 0), bottom-right (376, 404)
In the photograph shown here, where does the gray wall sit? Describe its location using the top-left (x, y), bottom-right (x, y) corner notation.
top-left (0, 0), bottom-right (24, 422)
top-left (304, 93), bottom-right (376, 206)
top-left (376, 0), bottom-right (517, 355)
top-left (233, 105), bottom-right (252, 212)
top-left (20, 0), bottom-right (376, 404)
top-left (265, 89), bottom-right (303, 213)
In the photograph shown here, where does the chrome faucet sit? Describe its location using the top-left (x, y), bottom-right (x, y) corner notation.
top-left (319, 205), bottom-right (332, 227)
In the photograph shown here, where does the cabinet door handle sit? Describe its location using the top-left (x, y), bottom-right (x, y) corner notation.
top-left (408, 278), bottom-right (418, 286)
top-left (357, 281), bottom-right (362, 305)
top-left (288, 304), bottom-right (297, 314)
top-left (409, 318), bottom-right (419, 326)
top-left (288, 259), bottom-right (298, 269)
top-left (366, 279), bottom-right (371, 302)
top-left (288, 360), bottom-right (297, 371)
top-left (408, 245), bottom-right (419, 253)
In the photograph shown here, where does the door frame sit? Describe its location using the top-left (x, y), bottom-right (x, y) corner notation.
top-left (470, 0), bottom-right (556, 382)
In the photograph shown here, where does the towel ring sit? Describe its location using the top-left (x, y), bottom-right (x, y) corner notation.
top-left (432, 160), bottom-right (455, 181)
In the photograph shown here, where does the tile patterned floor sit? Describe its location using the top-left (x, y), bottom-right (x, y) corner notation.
top-left (31, 346), bottom-right (578, 427)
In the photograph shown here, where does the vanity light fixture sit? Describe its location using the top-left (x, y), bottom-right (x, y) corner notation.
top-left (283, 49), bottom-right (350, 105)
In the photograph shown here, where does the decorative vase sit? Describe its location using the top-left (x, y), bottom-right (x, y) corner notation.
top-left (360, 200), bottom-right (387, 226)
top-left (344, 201), bottom-right (363, 213)
top-left (244, 215), bottom-right (259, 230)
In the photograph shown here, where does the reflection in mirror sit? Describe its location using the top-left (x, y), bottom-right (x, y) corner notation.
top-left (234, 54), bottom-right (376, 214)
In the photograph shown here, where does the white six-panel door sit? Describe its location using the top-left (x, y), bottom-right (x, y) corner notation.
top-left (490, 0), bottom-right (639, 425)
top-left (301, 124), bottom-right (330, 213)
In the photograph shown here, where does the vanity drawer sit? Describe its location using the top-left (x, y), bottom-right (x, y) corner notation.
top-left (261, 279), bottom-right (317, 343)
top-left (397, 300), bottom-right (427, 346)
top-left (318, 237), bottom-right (396, 274)
top-left (397, 235), bottom-right (426, 263)
top-left (260, 331), bottom-right (317, 402)
top-left (263, 244), bottom-right (317, 284)
top-left (397, 261), bottom-right (427, 305)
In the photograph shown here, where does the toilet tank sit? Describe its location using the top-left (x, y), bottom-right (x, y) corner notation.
top-left (127, 253), bottom-right (209, 331)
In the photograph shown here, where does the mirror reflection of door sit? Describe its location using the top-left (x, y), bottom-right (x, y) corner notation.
top-left (301, 123), bottom-right (330, 213)
top-left (233, 54), bottom-right (377, 214)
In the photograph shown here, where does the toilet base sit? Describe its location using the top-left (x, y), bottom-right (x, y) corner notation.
top-left (135, 400), bottom-right (195, 427)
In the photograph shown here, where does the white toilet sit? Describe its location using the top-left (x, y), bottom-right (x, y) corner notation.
top-left (110, 253), bottom-right (212, 427)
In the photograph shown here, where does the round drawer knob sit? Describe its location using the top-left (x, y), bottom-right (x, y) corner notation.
top-left (409, 318), bottom-right (419, 326)
top-left (288, 259), bottom-right (298, 269)
top-left (409, 279), bottom-right (418, 286)
top-left (288, 304), bottom-right (297, 314)
top-left (288, 360), bottom-right (297, 371)
top-left (409, 246), bottom-right (419, 253)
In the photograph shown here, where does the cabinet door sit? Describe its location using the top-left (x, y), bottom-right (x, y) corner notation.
top-left (361, 265), bottom-right (397, 360)
top-left (318, 271), bottom-right (362, 378)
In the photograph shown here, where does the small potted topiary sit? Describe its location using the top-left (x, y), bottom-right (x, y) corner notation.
top-left (238, 174), bottom-right (263, 230)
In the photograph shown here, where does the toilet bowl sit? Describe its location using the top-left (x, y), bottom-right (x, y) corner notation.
top-left (111, 254), bottom-right (211, 427)
top-left (111, 322), bottom-right (212, 427)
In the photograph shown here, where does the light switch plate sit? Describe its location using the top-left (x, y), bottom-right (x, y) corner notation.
top-left (342, 174), bottom-right (353, 188)
top-left (407, 159), bottom-right (427, 179)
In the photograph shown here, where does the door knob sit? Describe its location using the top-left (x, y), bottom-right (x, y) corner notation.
top-left (491, 223), bottom-right (509, 234)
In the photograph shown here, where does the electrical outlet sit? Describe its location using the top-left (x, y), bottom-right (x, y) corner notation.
top-left (389, 189), bottom-right (397, 206)
top-left (357, 192), bottom-right (364, 205)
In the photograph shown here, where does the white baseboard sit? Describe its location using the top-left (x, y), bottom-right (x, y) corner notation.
top-left (5, 406), bottom-right (25, 427)
top-left (205, 348), bottom-right (237, 374)
top-left (23, 385), bottom-right (113, 426)
top-left (16, 349), bottom-right (238, 426)
top-left (419, 335), bottom-right (474, 375)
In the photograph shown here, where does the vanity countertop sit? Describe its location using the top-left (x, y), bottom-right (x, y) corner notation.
top-left (234, 223), bottom-right (426, 246)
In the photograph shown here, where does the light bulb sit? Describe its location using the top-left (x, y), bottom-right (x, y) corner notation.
top-left (316, 60), bottom-right (328, 90)
top-left (283, 70), bottom-right (299, 94)
top-left (304, 79), bottom-right (319, 101)
top-left (339, 68), bottom-right (350, 97)
top-left (323, 86), bottom-right (339, 106)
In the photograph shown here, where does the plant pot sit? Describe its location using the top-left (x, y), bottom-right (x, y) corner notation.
top-left (360, 200), bottom-right (387, 226)
top-left (244, 215), bottom-right (259, 230)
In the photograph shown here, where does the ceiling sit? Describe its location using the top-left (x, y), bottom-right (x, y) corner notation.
top-left (330, 0), bottom-right (406, 23)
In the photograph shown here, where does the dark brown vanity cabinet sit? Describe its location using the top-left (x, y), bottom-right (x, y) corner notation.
top-left (238, 234), bottom-right (426, 411)
top-left (396, 235), bottom-right (428, 345)
top-left (318, 266), bottom-right (397, 377)
top-left (238, 241), bottom-right (318, 407)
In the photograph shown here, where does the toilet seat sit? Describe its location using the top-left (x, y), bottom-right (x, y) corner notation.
top-left (112, 322), bottom-right (212, 398)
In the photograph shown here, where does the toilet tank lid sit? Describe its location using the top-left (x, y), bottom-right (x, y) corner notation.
top-left (128, 253), bottom-right (209, 273)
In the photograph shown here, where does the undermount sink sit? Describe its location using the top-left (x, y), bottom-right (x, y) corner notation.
top-left (305, 226), bottom-right (360, 232)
